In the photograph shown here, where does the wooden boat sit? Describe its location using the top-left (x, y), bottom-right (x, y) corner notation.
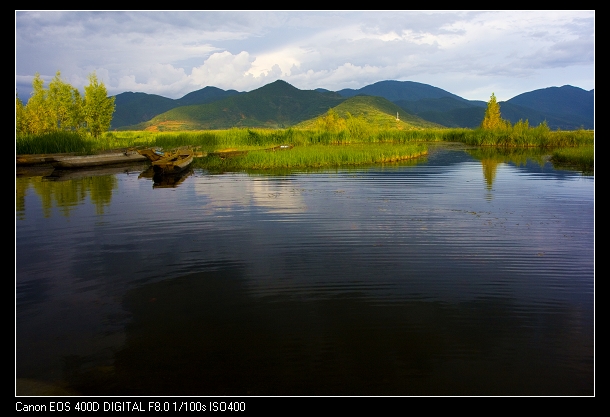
top-left (152, 149), bottom-right (194, 175)
top-left (17, 153), bottom-right (73, 166)
top-left (52, 151), bottom-right (147, 169)
top-left (206, 144), bottom-right (293, 159)
top-left (16, 165), bottom-right (56, 177)
top-left (137, 148), bottom-right (171, 162)
top-left (44, 163), bottom-right (148, 181)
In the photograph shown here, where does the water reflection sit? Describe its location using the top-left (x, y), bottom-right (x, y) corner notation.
top-left (15, 145), bottom-right (594, 395)
top-left (16, 174), bottom-right (118, 218)
top-left (16, 147), bottom-right (586, 220)
top-left (59, 267), bottom-right (591, 396)
top-left (466, 148), bottom-right (550, 191)
top-left (152, 168), bottom-right (194, 189)
top-left (193, 175), bottom-right (307, 215)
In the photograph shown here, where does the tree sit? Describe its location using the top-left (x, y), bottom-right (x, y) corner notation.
top-left (24, 73), bottom-right (55, 134)
top-left (83, 72), bottom-right (115, 138)
top-left (17, 71), bottom-right (115, 137)
top-left (48, 71), bottom-right (83, 132)
top-left (481, 92), bottom-right (509, 130)
top-left (16, 95), bottom-right (27, 135)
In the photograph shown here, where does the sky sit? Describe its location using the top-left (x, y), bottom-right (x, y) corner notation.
top-left (15, 11), bottom-right (595, 102)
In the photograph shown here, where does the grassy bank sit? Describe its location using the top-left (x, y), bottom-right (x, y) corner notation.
top-left (443, 125), bottom-right (593, 147)
top-left (17, 126), bottom-right (592, 154)
top-left (16, 125), bottom-right (593, 171)
top-left (195, 143), bottom-right (428, 171)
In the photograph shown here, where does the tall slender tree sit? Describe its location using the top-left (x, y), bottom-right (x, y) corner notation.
top-left (481, 92), bottom-right (509, 130)
top-left (83, 72), bottom-right (115, 138)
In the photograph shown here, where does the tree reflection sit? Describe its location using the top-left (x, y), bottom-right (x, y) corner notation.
top-left (16, 174), bottom-right (118, 218)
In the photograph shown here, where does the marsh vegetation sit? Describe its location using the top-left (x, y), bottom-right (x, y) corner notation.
top-left (16, 93), bottom-right (593, 173)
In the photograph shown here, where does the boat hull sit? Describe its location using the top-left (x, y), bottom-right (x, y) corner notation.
top-left (52, 152), bottom-right (147, 169)
top-left (152, 151), bottom-right (194, 175)
top-left (137, 148), bottom-right (169, 162)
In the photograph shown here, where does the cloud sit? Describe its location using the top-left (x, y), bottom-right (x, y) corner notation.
top-left (16, 11), bottom-right (595, 101)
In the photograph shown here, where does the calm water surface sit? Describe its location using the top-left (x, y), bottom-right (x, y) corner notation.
top-left (16, 145), bottom-right (594, 395)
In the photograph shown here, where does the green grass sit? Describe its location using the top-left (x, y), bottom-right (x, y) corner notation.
top-left (115, 128), bottom-right (445, 152)
top-left (296, 96), bottom-right (443, 131)
top-left (442, 126), bottom-right (594, 147)
top-left (550, 145), bottom-right (594, 174)
top-left (16, 125), bottom-right (594, 173)
top-left (195, 143), bottom-right (428, 171)
top-left (16, 132), bottom-right (97, 155)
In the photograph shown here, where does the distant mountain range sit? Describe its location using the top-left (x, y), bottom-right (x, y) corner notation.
top-left (111, 80), bottom-right (594, 131)
top-left (111, 86), bottom-right (240, 129)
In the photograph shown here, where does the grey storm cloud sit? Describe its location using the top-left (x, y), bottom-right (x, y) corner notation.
top-left (15, 10), bottom-right (594, 102)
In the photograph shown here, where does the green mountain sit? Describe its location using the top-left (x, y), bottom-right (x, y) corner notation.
top-left (337, 80), bottom-right (473, 103)
top-left (339, 80), bottom-right (593, 130)
top-left (112, 80), bottom-right (594, 131)
top-left (338, 80), bottom-right (491, 129)
top-left (505, 85), bottom-right (594, 129)
top-left (110, 86), bottom-right (241, 129)
top-left (394, 97), bottom-right (486, 128)
top-left (111, 92), bottom-right (177, 129)
top-left (507, 85), bottom-right (593, 119)
top-left (496, 102), bottom-right (590, 130)
top-left (296, 95), bottom-right (443, 130)
top-left (177, 86), bottom-right (241, 107)
top-left (125, 80), bottom-right (345, 131)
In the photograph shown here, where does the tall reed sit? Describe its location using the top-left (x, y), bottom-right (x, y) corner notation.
top-left (16, 132), bottom-right (96, 155)
top-left (442, 125), bottom-right (593, 148)
top-left (550, 146), bottom-right (594, 173)
top-left (195, 143), bottom-right (428, 171)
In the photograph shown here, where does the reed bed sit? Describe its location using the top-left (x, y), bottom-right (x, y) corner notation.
top-left (466, 147), bottom-right (550, 167)
top-left (550, 145), bottom-right (594, 173)
top-left (146, 128), bottom-right (445, 151)
top-left (16, 132), bottom-right (96, 155)
top-left (195, 143), bottom-right (428, 171)
top-left (443, 126), bottom-right (594, 148)
top-left (16, 126), bottom-right (593, 172)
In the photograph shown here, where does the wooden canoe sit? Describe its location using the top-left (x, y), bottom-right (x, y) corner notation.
top-left (137, 148), bottom-right (171, 162)
top-left (43, 163), bottom-right (149, 181)
top-left (17, 153), bottom-right (73, 166)
top-left (152, 149), bottom-right (194, 175)
top-left (52, 151), bottom-right (148, 169)
top-left (206, 144), bottom-right (292, 159)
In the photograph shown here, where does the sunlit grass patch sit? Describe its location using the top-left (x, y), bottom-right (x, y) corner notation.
top-left (16, 132), bottom-right (96, 155)
top-left (195, 143), bottom-right (428, 171)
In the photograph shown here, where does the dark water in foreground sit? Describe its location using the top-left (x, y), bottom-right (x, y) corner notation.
top-left (16, 146), bottom-right (594, 396)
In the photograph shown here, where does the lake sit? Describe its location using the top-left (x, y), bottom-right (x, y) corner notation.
top-left (16, 144), bottom-right (594, 396)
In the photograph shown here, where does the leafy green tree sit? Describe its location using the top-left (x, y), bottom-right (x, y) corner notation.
top-left (16, 95), bottom-right (27, 135)
top-left (481, 93), bottom-right (510, 130)
top-left (17, 71), bottom-right (116, 138)
top-left (48, 71), bottom-right (83, 132)
top-left (24, 73), bottom-right (55, 134)
top-left (83, 72), bottom-right (115, 138)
